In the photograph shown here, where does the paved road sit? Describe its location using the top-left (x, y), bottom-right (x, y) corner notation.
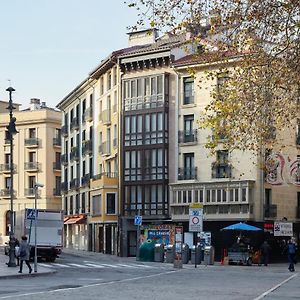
top-left (0, 252), bottom-right (299, 300)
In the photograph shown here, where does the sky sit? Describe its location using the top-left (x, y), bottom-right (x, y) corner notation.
top-left (0, 0), bottom-right (139, 109)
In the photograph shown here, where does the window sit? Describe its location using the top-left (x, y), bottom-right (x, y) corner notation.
top-left (82, 193), bottom-right (86, 213)
top-left (106, 193), bottom-right (116, 214)
top-left (113, 67), bottom-right (117, 86)
top-left (28, 176), bottom-right (36, 188)
top-left (29, 128), bottom-right (36, 138)
top-left (75, 194), bottom-right (80, 213)
top-left (5, 177), bottom-right (11, 189)
top-left (183, 115), bottom-right (195, 142)
top-left (100, 77), bottom-right (104, 95)
top-left (107, 72), bottom-right (112, 90)
top-left (183, 77), bottom-right (194, 104)
top-left (92, 195), bottom-right (101, 215)
top-left (212, 150), bottom-right (231, 178)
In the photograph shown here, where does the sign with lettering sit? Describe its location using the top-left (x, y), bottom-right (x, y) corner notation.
top-left (274, 222), bottom-right (293, 237)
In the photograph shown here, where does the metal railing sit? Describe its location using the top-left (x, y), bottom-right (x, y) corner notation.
top-left (0, 163), bottom-right (16, 173)
top-left (264, 204), bottom-right (277, 218)
top-left (93, 172), bottom-right (118, 180)
top-left (25, 188), bottom-right (40, 197)
top-left (61, 125), bottom-right (68, 137)
top-left (178, 129), bottom-right (198, 143)
top-left (98, 142), bottom-right (111, 155)
top-left (53, 162), bottom-right (61, 171)
top-left (70, 117), bottom-right (79, 130)
top-left (53, 137), bottom-right (61, 146)
top-left (211, 164), bottom-right (232, 179)
top-left (70, 178), bottom-right (79, 189)
top-left (81, 174), bottom-right (91, 186)
top-left (178, 167), bottom-right (197, 180)
top-left (24, 162), bottom-right (40, 171)
top-left (61, 154), bottom-right (68, 165)
top-left (82, 140), bottom-right (93, 155)
top-left (25, 138), bottom-right (39, 147)
top-left (84, 107), bottom-right (93, 122)
top-left (70, 147), bottom-right (79, 161)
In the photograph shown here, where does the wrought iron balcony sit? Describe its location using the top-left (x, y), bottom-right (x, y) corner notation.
top-left (61, 125), bottom-right (68, 137)
top-left (61, 182), bottom-right (68, 193)
top-left (178, 129), bottom-right (198, 144)
top-left (70, 147), bottom-right (79, 161)
top-left (61, 154), bottom-right (68, 165)
top-left (24, 162), bottom-right (40, 171)
top-left (81, 174), bottom-right (91, 187)
top-left (70, 178), bottom-right (79, 190)
top-left (93, 172), bottom-right (118, 180)
top-left (211, 163), bottom-right (232, 179)
top-left (53, 188), bottom-right (61, 196)
top-left (99, 109), bottom-right (111, 124)
top-left (25, 137), bottom-right (39, 147)
top-left (53, 137), bottom-right (61, 147)
top-left (264, 204), bottom-right (277, 218)
top-left (0, 163), bottom-right (16, 173)
top-left (70, 117), bottom-right (79, 131)
top-left (84, 107), bottom-right (93, 122)
top-left (53, 161), bottom-right (61, 171)
top-left (0, 188), bottom-right (11, 198)
top-left (178, 167), bottom-right (197, 180)
top-left (25, 188), bottom-right (40, 197)
top-left (82, 140), bottom-right (93, 156)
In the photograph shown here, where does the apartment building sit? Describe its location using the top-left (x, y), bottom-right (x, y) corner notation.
top-left (0, 98), bottom-right (61, 244)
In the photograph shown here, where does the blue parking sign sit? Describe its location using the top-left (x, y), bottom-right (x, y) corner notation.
top-left (134, 215), bottom-right (142, 226)
top-left (26, 209), bottom-right (38, 220)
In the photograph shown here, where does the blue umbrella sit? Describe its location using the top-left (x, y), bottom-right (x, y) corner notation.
top-left (221, 222), bottom-right (262, 231)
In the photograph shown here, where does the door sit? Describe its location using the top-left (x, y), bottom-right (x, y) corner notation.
top-left (98, 226), bottom-right (104, 253)
top-left (128, 231), bottom-right (137, 257)
top-left (184, 153), bottom-right (195, 180)
top-left (105, 226), bottom-right (112, 254)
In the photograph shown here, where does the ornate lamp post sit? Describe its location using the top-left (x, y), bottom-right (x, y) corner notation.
top-left (6, 86), bottom-right (18, 267)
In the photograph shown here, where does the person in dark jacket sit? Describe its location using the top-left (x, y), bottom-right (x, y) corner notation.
top-left (18, 236), bottom-right (32, 274)
top-left (260, 241), bottom-right (271, 266)
top-left (287, 239), bottom-right (297, 272)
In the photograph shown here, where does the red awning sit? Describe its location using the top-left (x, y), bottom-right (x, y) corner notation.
top-left (64, 215), bottom-right (86, 225)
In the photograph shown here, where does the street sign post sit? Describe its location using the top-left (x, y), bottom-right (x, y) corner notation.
top-left (134, 213), bottom-right (142, 260)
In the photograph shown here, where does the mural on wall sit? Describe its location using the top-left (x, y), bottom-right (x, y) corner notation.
top-left (265, 153), bottom-right (300, 186)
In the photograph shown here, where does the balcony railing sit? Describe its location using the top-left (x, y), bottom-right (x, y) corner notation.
top-left (99, 109), bottom-right (111, 124)
top-left (70, 147), bottom-right (79, 161)
top-left (25, 138), bottom-right (39, 147)
top-left (264, 204), bottom-right (277, 218)
top-left (25, 188), bottom-right (40, 197)
top-left (84, 107), bottom-right (93, 122)
top-left (0, 163), bottom-right (16, 173)
top-left (53, 161), bottom-right (61, 171)
top-left (24, 162), bottom-right (40, 171)
top-left (0, 188), bottom-right (11, 198)
top-left (178, 129), bottom-right (198, 144)
top-left (70, 117), bottom-right (79, 131)
top-left (53, 188), bottom-right (61, 196)
top-left (61, 125), bottom-right (68, 137)
top-left (53, 137), bottom-right (61, 147)
top-left (82, 140), bottom-right (93, 155)
top-left (93, 172), bottom-right (118, 180)
top-left (61, 154), bottom-right (68, 165)
top-left (61, 182), bottom-right (68, 193)
top-left (70, 178), bottom-right (79, 190)
top-left (81, 174), bottom-right (91, 186)
top-left (211, 164), bottom-right (232, 179)
top-left (99, 142), bottom-right (111, 156)
top-left (178, 167), bottom-right (197, 180)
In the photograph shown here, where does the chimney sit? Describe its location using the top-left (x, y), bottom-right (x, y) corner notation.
top-left (127, 28), bottom-right (159, 47)
top-left (30, 98), bottom-right (41, 110)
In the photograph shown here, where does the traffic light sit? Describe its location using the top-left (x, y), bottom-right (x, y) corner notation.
top-left (6, 117), bottom-right (18, 135)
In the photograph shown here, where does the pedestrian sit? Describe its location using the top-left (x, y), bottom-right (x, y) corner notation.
top-left (287, 239), bottom-right (297, 272)
top-left (260, 241), bottom-right (271, 266)
top-left (15, 238), bottom-right (20, 266)
top-left (18, 236), bottom-right (32, 274)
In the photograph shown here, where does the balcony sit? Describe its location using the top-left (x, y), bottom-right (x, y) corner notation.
top-left (53, 161), bottom-right (61, 171)
top-left (61, 125), bottom-right (68, 137)
top-left (24, 162), bottom-right (40, 172)
top-left (113, 138), bottom-right (118, 149)
top-left (24, 138), bottom-right (39, 147)
top-left (99, 142), bottom-right (111, 156)
top-left (0, 163), bottom-right (16, 173)
top-left (61, 182), bottom-right (68, 193)
top-left (82, 140), bottom-right (93, 156)
top-left (99, 109), bottom-right (111, 124)
top-left (178, 167), bottom-right (197, 180)
top-left (53, 137), bottom-right (61, 147)
top-left (25, 188), bottom-right (40, 198)
top-left (212, 163), bottom-right (232, 179)
top-left (84, 107), bottom-right (93, 122)
top-left (70, 147), bottom-right (79, 161)
top-left (70, 117), bottom-right (79, 131)
top-left (0, 188), bottom-right (14, 198)
top-left (53, 188), bottom-right (61, 196)
top-left (91, 172), bottom-right (118, 188)
top-left (93, 172), bottom-right (117, 180)
top-left (264, 204), bottom-right (277, 219)
top-left (81, 174), bottom-right (91, 187)
top-left (61, 154), bottom-right (68, 165)
top-left (178, 129), bottom-right (198, 144)
top-left (70, 178), bottom-right (79, 190)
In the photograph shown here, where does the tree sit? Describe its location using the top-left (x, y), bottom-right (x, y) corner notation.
top-left (127, 0), bottom-right (300, 154)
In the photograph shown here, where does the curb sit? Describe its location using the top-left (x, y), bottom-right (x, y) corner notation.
top-left (0, 269), bottom-right (57, 280)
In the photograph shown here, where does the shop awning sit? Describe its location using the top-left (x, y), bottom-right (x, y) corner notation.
top-left (64, 215), bottom-right (86, 225)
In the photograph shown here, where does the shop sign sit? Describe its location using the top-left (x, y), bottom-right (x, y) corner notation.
top-left (264, 223), bottom-right (274, 233)
top-left (274, 222), bottom-right (293, 237)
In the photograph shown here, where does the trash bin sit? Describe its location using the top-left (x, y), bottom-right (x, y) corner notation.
top-left (154, 244), bottom-right (164, 262)
top-left (165, 245), bottom-right (175, 263)
top-left (191, 245), bottom-right (201, 265)
top-left (182, 243), bottom-right (190, 264)
top-left (139, 239), bottom-right (156, 262)
top-left (204, 246), bottom-right (215, 265)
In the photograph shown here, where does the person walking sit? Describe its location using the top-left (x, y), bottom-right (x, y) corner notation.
top-left (287, 239), bottom-right (297, 272)
top-left (18, 236), bottom-right (32, 274)
top-left (260, 241), bottom-right (271, 266)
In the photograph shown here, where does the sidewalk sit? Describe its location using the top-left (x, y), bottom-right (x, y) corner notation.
top-left (0, 248), bottom-right (55, 279)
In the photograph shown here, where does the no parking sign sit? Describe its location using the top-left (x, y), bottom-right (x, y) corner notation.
top-left (189, 203), bottom-right (203, 232)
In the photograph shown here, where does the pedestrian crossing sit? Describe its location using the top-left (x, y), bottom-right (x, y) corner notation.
top-left (38, 261), bottom-right (166, 270)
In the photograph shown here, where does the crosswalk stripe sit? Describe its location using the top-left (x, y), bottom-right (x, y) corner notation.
top-left (133, 264), bottom-right (155, 268)
top-left (39, 263), bottom-right (54, 268)
top-left (53, 263), bottom-right (72, 268)
top-left (85, 263), bottom-right (106, 268)
top-left (115, 264), bottom-right (140, 268)
top-left (68, 263), bottom-right (91, 268)
top-left (98, 263), bottom-right (119, 268)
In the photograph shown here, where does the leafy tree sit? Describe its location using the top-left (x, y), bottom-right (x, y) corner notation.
top-left (127, 0), bottom-right (300, 154)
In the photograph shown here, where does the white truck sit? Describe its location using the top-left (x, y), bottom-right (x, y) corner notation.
top-left (15, 209), bottom-right (63, 262)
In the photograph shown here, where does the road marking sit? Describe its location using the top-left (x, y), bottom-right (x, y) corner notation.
top-left (253, 273), bottom-right (298, 300)
top-left (84, 263), bottom-right (106, 268)
top-left (53, 263), bottom-right (72, 268)
top-left (115, 264), bottom-right (140, 268)
top-left (99, 263), bottom-right (119, 268)
top-left (68, 263), bottom-right (91, 268)
top-left (134, 264), bottom-right (155, 268)
top-left (0, 270), bottom-right (176, 299)
top-left (38, 263), bottom-right (55, 268)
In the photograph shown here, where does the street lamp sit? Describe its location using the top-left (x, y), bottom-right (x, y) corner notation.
top-left (6, 86), bottom-right (18, 268)
top-left (34, 182), bottom-right (44, 273)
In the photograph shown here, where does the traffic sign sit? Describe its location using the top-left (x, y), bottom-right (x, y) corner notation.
top-left (134, 215), bottom-right (142, 226)
top-left (26, 209), bottom-right (38, 220)
top-left (189, 205), bottom-right (203, 232)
